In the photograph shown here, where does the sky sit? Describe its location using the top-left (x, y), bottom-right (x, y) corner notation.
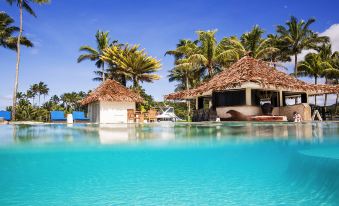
top-left (1, 0), bottom-right (339, 109)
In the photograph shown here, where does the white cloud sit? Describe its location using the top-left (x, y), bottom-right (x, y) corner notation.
top-left (282, 23), bottom-right (339, 70)
top-left (321, 24), bottom-right (339, 52)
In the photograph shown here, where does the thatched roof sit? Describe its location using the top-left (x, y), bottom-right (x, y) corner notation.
top-left (81, 80), bottom-right (144, 105)
top-left (166, 56), bottom-right (339, 100)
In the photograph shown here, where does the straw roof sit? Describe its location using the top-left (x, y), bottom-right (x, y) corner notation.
top-left (81, 80), bottom-right (144, 105)
top-left (166, 56), bottom-right (339, 100)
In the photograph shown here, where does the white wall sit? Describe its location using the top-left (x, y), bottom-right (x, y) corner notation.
top-left (88, 102), bottom-right (100, 123)
top-left (99, 101), bottom-right (135, 123)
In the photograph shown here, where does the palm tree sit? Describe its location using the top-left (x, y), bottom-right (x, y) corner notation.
top-left (219, 26), bottom-right (279, 63)
top-left (6, 0), bottom-right (50, 120)
top-left (166, 39), bottom-right (201, 120)
top-left (101, 44), bottom-right (161, 89)
top-left (297, 53), bottom-right (333, 106)
top-left (16, 92), bottom-right (25, 101)
top-left (36, 81), bottom-right (48, 106)
top-left (330, 53), bottom-right (339, 113)
top-left (316, 44), bottom-right (339, 111)
top-left (276, 16), bottom-right (329, 75)
top-left (78, 30), bottom-right (119, 82)
top-left (28, 83), bottom-right (39, 106)
top-left (0, 12), bottom-right (32, 51)
top-left (188, 30), bottom-right (237, 77)
top-left (266, 34), bottom-right (291, 68)
top-left (50, 95), bottom-right (60, 104)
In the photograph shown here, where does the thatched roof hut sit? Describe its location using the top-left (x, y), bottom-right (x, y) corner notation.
top-left (81, 80), bottom-right (143, 105)
top-left (81, 80), bottom-right (143, 124)
top-left (165, 56), bottom-right (338, 100)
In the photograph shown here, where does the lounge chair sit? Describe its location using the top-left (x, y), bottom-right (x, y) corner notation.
top-left (0, 110), bottom-right (11, 121)
top-left (147, 109), bottom-right (157, 122)
top-left (127, 109), bottom-right (135, 122)
top-left (72, 111), bottom-right (90, 122)
top-left (50, 111), bottom-right (67, 122)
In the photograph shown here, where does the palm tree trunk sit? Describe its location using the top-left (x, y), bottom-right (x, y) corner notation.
top-left (186, 76), bottom-right (190, 121)
top-left (102, 64), bottom-right (105, 82)
top-left (133, 77), bottom-right (138, 88)
top-left (12, 1), bottom-right (23, 120)
top-left (294, 54), bottom-right (298, 75)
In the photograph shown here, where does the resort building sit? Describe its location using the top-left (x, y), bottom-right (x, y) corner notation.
top-left (165, 56), bottom-right (338, 121)
top-left (81, 80), bottom-right (144, 123)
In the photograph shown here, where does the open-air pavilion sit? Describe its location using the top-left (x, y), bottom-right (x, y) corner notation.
top-left (165, 56), bottom-right (339, 121)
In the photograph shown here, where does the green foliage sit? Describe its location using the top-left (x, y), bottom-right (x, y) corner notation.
top-left (101, 44), bottom-right (161, 88)
top-left (8, 81), bottom-right (88, 122)
top-left (133, 86), bottom-right (157, 111)
top-left (0, 12), bottom-right (33, 50)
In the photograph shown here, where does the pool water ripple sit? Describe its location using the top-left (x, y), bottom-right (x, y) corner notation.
top-left (0, 122), bottom-right (339, 205)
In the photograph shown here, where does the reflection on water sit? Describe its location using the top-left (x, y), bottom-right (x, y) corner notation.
top-left (1, 122), bottom-right (339, 205)
top-left (1, 122), bottom-right (338, 146)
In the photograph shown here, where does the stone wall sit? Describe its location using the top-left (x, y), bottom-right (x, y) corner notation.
top-left (273, 103), bottom-right (312, 121)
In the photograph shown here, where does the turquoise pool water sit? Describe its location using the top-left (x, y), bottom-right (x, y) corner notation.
top-left (1, 122), bottom-right (339, 205)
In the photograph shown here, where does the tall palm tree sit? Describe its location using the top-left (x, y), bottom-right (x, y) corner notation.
top-left (276, 16), bottom-right (329, 75)
top-left (101, 44), bottom-right (161, 89)
top-left (297, 53), bottom-right (333, 106)
top-left (28, 84), bottom-right (38, 106)
top-left (36, 81), bottom-right (48, 106)
top-left (221, 26), bottom-right (279, 61)
top-left (50, 95), bottom-right (60, 104)
top-left (330, 53), bottom-right (339, 113)
top-left (0, 12), bottom-right (32, 51)
top-left (188, 30), bottom-right (238, 77)
top-left (78, 30), bottom-right (119, 82)
top-left (166, 39), bottom-right (201, 120)
top-left (316, 44), bottom-right (339, 110)
top-left (266, 34), bottom-right (291, 67)
top-left (6, 0), bottom-right (50, 120)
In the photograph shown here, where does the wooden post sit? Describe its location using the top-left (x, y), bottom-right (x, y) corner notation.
top-left (195, 97), bottom-right (199, 110)
top-left (245, 88), bottom-right (251, 106)
top-left (279, 90), bottom-right (283, 107)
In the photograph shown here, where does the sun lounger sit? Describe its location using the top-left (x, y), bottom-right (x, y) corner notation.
top-left (50, 111), bottom-right (67, 122)
top-left (72, 111), bottom-right (90, 122)
top-left (0, 111), bottom-right (11, 121)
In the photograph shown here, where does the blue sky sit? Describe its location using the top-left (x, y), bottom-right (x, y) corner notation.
top-left (1, 0), bottom-right (339, 109)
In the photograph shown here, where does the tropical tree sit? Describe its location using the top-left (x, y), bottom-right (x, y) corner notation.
top-left (226, 25), bottom-right (279, 60)
top-left (165, 39), bottom-right (201, 120)
top-left (330, 53), bottom-right (339, 113)
top-left (6, 0), bottom-right (50, 120)
top-left (297, 53), bottom-right (334, 106)
top-left (101, 44), bottom-right (161, 89)
top-left (78, 30), bottom-right (119, 82)
top-left (266, 34), bottom-right (291, 68)
top-left (165, 39), bottom-right (201, 90)
top-left (35, 81), bottom-right (48, 106)
top-left (50, 94), bottom-right (60, 104)
top-left (276, 16), bottom-right (329, 75)
top-left (187, 30), bottom-right (238, 77)
top-left (28, 84), bottom-right (39, 106)
top-left (0, 12), bottom-right (32, 51)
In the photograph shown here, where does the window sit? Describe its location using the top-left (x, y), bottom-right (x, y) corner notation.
top-left (213, 90), bottom-right (246, 107)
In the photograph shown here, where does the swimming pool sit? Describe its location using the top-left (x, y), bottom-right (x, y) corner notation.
top-left (0, 122), bottom-right (339, 205)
